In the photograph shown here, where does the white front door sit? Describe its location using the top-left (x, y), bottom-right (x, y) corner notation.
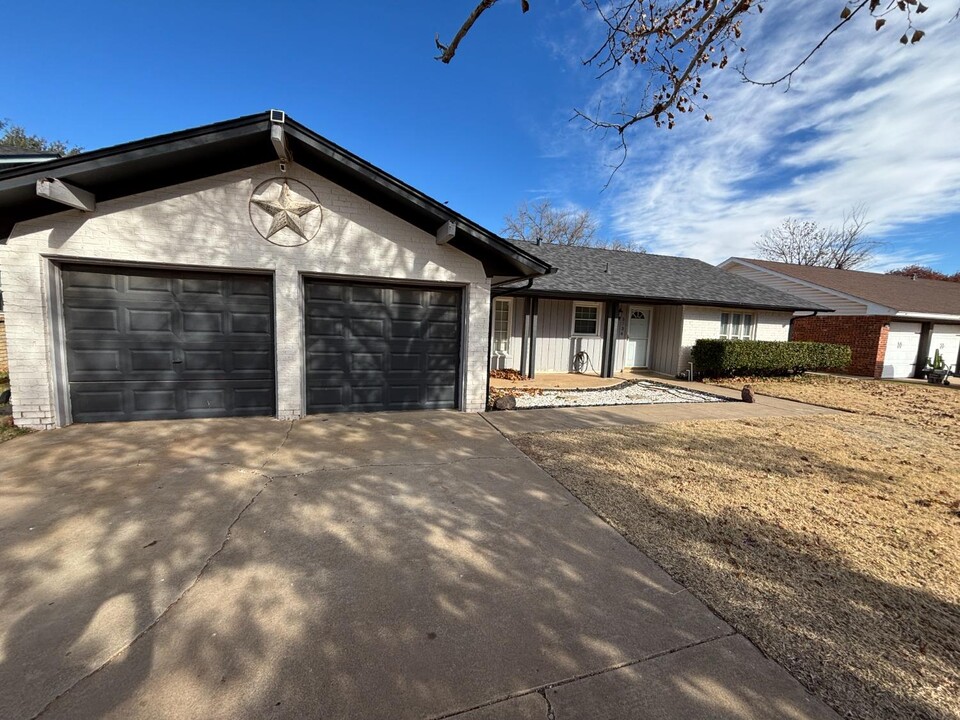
top-left (625, 306), bottom-right (651, 368)
top-left (882, 322), bottom-right (922, 378)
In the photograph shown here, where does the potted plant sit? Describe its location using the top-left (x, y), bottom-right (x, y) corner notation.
top-left (922, 349), bottom-right (951, 385)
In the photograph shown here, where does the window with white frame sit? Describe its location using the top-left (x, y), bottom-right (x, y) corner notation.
top-left (493, 298), bottom-right (512, 354)
top-left (720, 311), bottom-right (754, 340)
top-left (572, 303), bottom-right (600, 336)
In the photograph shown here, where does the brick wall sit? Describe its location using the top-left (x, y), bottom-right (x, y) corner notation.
top-left (678, 306), bottom-right (793, 375)
top-left (1, 162), bottom-right (491, 428)
top-left (791, 315), bottom-right (891, 378)
top-left (0, 315), bottom-right (7, 372)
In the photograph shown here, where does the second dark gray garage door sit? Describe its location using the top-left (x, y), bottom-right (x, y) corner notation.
top-left (62, 265), bottom-right (276, 423)
top-left (304, 279), bottom-right (461, 412)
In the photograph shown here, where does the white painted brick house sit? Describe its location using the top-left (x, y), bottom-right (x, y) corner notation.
top-left (0, 112), bottom-right (547, 428)
top-left (0, 112), bottom-right (826, 430)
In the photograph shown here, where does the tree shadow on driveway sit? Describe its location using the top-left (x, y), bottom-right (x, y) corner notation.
top-left (2, 412), bottom-right (838, 720)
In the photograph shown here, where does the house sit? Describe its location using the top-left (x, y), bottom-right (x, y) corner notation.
top-left (0, 111), bottom-right (551, 428)
top-left (0, 146), bottom-right (62, 373)
top-left (719, 258), bottom-right (960, 378)
top-left (490, 243), bottom-right (828, 379)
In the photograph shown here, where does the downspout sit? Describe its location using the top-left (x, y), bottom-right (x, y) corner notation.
top-left (485, 278), bottom-right (535, 410)
top-left (789, 310), bottom-right (819, 341)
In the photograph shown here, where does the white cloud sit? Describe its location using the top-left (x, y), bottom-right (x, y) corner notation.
top-left (597, 3), bottom-right (960, 268)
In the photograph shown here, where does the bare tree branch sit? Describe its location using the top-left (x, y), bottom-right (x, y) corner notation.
top-left (502, 198), bottom-right (644, 250)
top-left (437, 1), bottom-right (944, 134)
top-left (436, 0), bottom-right (529, 63)
top-left (755, 205), bottom-right (881, 270)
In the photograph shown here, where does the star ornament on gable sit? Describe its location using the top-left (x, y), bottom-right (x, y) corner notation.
top-left (249, 178), bottom-right (323, 246)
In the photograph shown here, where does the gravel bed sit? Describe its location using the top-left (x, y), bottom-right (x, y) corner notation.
top-left (513, 380), bottom-right (729, 409)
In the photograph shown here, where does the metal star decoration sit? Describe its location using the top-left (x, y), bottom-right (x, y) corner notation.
top-left (251, 181), bottom-right (321, 240)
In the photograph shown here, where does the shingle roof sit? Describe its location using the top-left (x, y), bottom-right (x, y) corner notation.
top-left (737, 258), bottom-right (960, 316)
top-left (515, 243), bottom-right (828, 311)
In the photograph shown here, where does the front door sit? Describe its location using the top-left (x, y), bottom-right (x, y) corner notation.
top-left (625, 306), bottom-right (651, 368)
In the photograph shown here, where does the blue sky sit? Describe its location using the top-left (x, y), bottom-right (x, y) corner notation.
top-left (4, 1), bottom-right (958, 271)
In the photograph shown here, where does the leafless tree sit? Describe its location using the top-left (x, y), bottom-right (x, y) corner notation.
top-left (503, 199), bottom-right (599, 245)
top-left (755, 206), bottom-right (880, 269)
top-left (502, 199), bottom-right (639, 250)
top-left (437, 1), bottom-right (940, 138)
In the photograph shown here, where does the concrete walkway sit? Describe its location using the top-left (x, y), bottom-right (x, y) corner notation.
top-left (1, 412), bottom-right (838, 719)
top-left (486, 380), bottom-right (842, 435)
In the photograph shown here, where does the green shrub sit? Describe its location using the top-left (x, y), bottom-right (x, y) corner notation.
top-left (690, 339), bottom-right (851, 378)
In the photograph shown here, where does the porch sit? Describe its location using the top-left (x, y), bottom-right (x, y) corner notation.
top-left (490, 296), bottom-right (683, 379)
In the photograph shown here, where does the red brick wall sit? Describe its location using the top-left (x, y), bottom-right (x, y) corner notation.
top-left (791, 315), bottom-right (892, 378)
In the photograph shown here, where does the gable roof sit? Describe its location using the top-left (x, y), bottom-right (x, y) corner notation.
top-left (727, 258), bottom-right (960, 317)
top-left (0, 112), bottom-right (549, 278)
top-left (508, 243), bottom-right (828, 311)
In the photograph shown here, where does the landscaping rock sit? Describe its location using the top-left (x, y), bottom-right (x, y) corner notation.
top-left (493, 395), bottom-right (517, 411)
top-left (741, 385), bottom-right (756, 403)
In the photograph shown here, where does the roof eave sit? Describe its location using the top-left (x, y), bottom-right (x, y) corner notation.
top-left (0, 112), bottom-right (550, 278)
top-left (503, 287), bottom-right (830, 312)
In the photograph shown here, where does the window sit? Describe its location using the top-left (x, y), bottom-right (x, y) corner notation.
top-left (572, 303), bottom-right (600, 336)
top-left (493, 298), bottom-right (512, 354)
top-left (720, 312), bottom-right (754, 340)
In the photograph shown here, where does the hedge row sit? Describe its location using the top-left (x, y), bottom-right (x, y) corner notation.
top-left (690, 339), bottom-right (851, 378)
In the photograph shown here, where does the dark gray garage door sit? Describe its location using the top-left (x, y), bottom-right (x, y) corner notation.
top-left (62, 265), bottom-right (275, 423)
top-left (304, 279), bottom-right (461, 413)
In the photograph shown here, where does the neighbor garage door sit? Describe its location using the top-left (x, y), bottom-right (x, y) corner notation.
top-left (62, 265), bottom-right (275, 422)
top-left (881, 321), bottom-right (922, 378)
top-left (930, 324), bottom-right (960, 371)
top-left (304, 279), bottom-right (461, 412)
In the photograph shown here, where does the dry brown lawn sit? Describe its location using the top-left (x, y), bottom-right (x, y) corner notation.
top-left (513, 376), bottom-right (960, 720)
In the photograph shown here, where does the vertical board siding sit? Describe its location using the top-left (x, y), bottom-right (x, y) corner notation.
top-left (724, 263), bottom-right (867, 315)
top-left (649, 305), bottom-right (683, 376)
top-left (524, 299), bottom-right (606, 373)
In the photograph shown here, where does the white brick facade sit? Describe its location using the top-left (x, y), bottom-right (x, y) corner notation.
top-left (1, 162), bottom-right (491, 428)
top-left (678, 305), bottom-right (793, 375)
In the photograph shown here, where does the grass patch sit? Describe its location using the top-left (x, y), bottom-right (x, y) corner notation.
top-left (514, 377), bottom-right (960, 719)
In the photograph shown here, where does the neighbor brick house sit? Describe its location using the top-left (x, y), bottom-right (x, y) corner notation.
top-left (719, 258), bottom-right (960, 378)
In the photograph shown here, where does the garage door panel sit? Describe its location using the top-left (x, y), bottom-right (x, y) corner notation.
top-left (931, 324), bottom-right (960, 369)
top-left (126, 274), bottom-right (173, 293)
top-left (62, 265), bottom-right (276, 423)
top-left (128, 308), bottom-right (174, 332)
top-left (304, 279), bottom-right (461, 413)
top-left (65, 306), bottom-right (121, 333)
top-left (882, 322), bottom-right (922, 379)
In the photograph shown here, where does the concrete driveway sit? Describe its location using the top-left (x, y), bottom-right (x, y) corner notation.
top-left (1, 412), bottom-right (838, 720)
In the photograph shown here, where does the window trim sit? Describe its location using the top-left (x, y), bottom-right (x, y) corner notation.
top-left (719, 311), bottom-right (756, 340)
top-left (492, 297), bottom-right (513, 356)
top-left (571, 302), bottom-right (602, 337)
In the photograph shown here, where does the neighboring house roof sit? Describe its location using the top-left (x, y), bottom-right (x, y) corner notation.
top-left (0, 146), bottom-right (61, 167)
top-left (507, 243), bottom-right (829, 312)
top-left (725, 258), bottom-right (960, 318)
top-left (0, 112), bottom-right (549, 279)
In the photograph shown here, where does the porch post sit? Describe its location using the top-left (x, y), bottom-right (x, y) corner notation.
top-left (528, 296), bottom-right (539, 379)
top-left (519, 297), bottom-right (529, 377)
top-left (601, 301), bottom-right (619, 378)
